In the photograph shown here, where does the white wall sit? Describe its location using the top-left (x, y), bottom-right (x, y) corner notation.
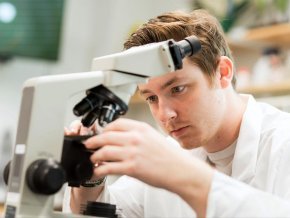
top-left (0, 0), bottom-right (193, 202)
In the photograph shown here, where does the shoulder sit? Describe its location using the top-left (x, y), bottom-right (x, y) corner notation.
top-left (256, 104), bottom-right (290, 170)
top-left (242, 98), bottom-right (290, 160)
top-left (259, 103), bottom-right (290, 142)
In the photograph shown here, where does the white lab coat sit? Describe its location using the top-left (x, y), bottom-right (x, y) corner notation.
top-left (63, 95), bottom-right (290, 217)
top-left (207, 95), bottom-right (290, 217)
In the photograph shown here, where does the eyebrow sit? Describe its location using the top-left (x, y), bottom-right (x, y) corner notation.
top-left (139, 76), bottom-right (180, 96)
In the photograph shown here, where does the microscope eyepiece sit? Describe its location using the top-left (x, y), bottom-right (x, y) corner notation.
top-left (177, 36), bottom-right (201, 58)
top-left (168, 35), bottom-right (201, 70)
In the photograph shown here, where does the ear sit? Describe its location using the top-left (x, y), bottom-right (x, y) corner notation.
top-left (217, 56), bottom-right (233, 89)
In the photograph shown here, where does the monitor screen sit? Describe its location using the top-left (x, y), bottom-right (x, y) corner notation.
top-left (0, 0), bottom-right (64, 61)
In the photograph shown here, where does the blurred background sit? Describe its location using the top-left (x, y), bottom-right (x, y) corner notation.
top-left (0, 0), bottom-right (290, 210)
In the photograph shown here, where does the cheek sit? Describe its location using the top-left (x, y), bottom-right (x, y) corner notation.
top-left (186, 94), bottom-right (206, 114)
top-left (148, 104), bottom-right (156, 116)
top-left (187, 91), bottom-right (222, 123)
top-left (148, 105), bottom-right (161, 123)
top-left (202, 92), bottom-right (225, 125)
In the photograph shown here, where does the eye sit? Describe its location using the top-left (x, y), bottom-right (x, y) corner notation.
top-left (146, 95), bottom-right (158, 104)
top-left (171, 85), bottom-right (185, 94)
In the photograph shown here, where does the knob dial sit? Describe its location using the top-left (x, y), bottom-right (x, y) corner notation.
top-left (26, 159), bottom-right (66, 195)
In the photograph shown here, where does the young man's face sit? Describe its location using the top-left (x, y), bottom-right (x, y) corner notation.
top-left (138, 59), bottom-right (227, 150)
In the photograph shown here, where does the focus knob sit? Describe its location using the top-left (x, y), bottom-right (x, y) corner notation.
top-left (26, 159), bottom-right (66, 195)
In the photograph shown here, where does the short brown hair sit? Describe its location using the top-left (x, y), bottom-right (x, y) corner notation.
top-left (124, 9), bottom-right (236, 87)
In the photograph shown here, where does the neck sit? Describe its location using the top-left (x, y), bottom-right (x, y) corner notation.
top-left (204, 92), bottom-right (247, 153)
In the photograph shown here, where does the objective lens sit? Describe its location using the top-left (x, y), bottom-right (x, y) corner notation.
top-left (81, 109), bottom-right (100, 127)
top-left (99, 103), bottom-right (116, 127)
top-left (73, 94), bottom-right (101, 116)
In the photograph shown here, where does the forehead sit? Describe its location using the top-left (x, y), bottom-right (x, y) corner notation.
top-left (138, 61), bottom-right (204, 91)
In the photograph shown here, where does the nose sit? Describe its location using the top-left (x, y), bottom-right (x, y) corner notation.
top-left (156, 100), bottom-right (177, 123)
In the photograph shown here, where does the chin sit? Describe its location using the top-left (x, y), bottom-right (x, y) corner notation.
top-left (178, 139), bottom-right (201, 150)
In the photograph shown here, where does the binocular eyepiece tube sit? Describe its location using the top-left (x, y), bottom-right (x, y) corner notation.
top-left (177, 36), bottom-right (201, 58)
top-left (169, 35), bottom-right (201, 70)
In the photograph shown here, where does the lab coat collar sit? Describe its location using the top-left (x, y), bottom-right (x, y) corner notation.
top-left (231, 95), bottom-right (262, 183)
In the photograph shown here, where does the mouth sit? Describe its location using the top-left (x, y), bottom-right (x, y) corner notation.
top-left (170, 126), bottom-right (189, 138)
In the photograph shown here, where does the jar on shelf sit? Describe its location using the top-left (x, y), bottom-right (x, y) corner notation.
top-left (251, 47), bottom-right (287, 85)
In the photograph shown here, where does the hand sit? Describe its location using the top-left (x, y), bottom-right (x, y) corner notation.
top-left (84, 118), bottom-right (213, 192)
top-left (64, 119), bottom-right (101, 136)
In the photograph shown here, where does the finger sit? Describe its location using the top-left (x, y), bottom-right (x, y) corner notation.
top-left (84, 131), bottom-right (133, 149)
top-left (93, 161), bottom-right (134, 178)
top-left (68, 120), bottom-right (82, 134)
top-left (64, 127), bottom-right (70, 135)
top-left (80, 126), bottom-right (94, 135)
top-left (80, 120), bottom-right (103, 135)
top-left (93, 121), bottom-right (103, 134)
top-left (64, 126), bottom-right (80, 136)
top-left (90, 145), bottom-right (127, 163)
top-left (89, 162), bottom-right (107, 180)
top-left (104, 118), bottom-right (147, 132)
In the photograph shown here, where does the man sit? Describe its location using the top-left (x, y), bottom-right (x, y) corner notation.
top-left (63, 9), bottom-right (290, 217)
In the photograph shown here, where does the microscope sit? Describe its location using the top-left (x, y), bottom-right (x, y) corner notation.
top-left (3, 36), bottom-right (201, 218)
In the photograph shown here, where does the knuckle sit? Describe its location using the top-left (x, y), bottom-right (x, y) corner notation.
top-left (100, 147), bottom-right (110, 157)
top-left (139, 122), bottom-right (151, 131)
top-left (70, 119), bottom-right (81, 128)
top-left (128, 132), bottom-right (143, 145)
top-left (127, 162), bottom-right (137, 174)
top-left (102, 167), bottom-right (112, 175)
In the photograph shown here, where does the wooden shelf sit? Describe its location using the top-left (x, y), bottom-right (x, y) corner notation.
top-left (237, 80), bottom-right (290, 97)
top-left (227, 23), bottom-right (290, 50)
top-left (0, 204), bottom-right (3, 216)
top-left (228, 22), bottom-right (290, 49)
top-left (229, 23), bottom-right (290, 98)
top-left (245, 23), bottom-right (290, 47)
